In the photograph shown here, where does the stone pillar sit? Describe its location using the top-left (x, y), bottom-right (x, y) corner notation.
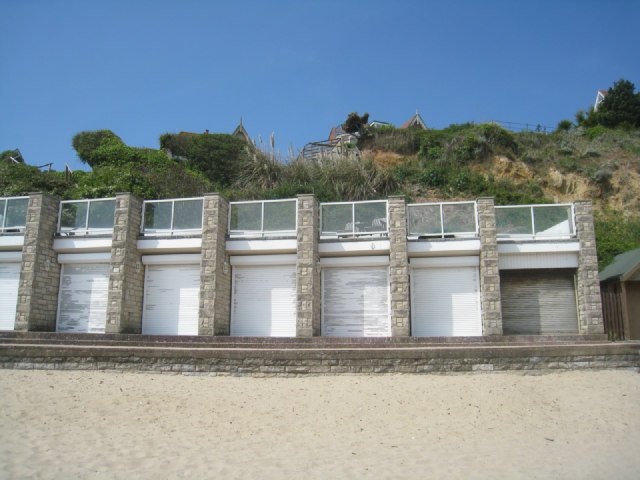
top-left (296, 194), bottom-right (320, 337)
top-left (106, 193), bottom-right (144, 334)
top-left (477, 197), bottom-right (502, 335)
top-left (15, 193), bottom-right (61, 331)
top-left (574, 200), bottom-right (604, 334)
top-left (199, 194), bottom-right (231, 336)
top-left (388, 195), bottom-right (410, 336)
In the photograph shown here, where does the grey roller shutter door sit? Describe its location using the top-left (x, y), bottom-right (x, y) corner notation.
top-left (322, 266), bottom-right (390, 337)
top-left (142, 264), bottom-right (200, 336)
top-left (57, 264), bottom-right (109, 333)
top-left (231, 264), bottom-right (297, 337)
top-left (411, 266), bottom-right (482, 336)
top-left (0, 263), bottom-right (20, 330)
top-left (501, 269), bottom-right (578, 334)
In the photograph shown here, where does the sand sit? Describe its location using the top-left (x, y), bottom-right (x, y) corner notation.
top-left (0, 369), bottom-right (639, 480)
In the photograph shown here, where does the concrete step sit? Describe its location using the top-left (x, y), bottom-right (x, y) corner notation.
top-left (1, 332), bottom-right (637, 376)
top-left (0, 331), bottom-right (610, 349)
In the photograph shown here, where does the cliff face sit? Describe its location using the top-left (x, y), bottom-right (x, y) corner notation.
top-left (363, 125), bottom-right (640, 217)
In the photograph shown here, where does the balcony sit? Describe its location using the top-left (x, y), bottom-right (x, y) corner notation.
top-left (0, 196), bottom-right (28, 234)
top-left (141, 198), bottom-right (204, 236)
top-left (320, 200), bottom-right (388, 238)
top-left (407, 201), bottom-right (477, 239)
top-left (495, 204), bottom-right (575, 240)
top-left (228, 199), bottom-right (297, 238)
top-left (58, 198), bottom-right (116, 235)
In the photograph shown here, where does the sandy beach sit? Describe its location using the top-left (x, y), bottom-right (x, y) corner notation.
top-left (0, 369), bottom-right (638, 480)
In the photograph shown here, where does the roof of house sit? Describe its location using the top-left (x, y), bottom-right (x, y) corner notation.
top-left (232, 118), bottom-right (251, 143)
top-left (329, 126), bottom-right (348, 141)
top-left (398, 111), bottom-right (427, 130)
top-left (599, 248), bottom-right (640, 283)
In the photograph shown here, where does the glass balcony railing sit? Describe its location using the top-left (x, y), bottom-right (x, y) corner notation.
top-left (58, 198), bottom-right (116, 235)
top-left (142, 197), bottom-right (204, 236)
top-left (495, 204), bottom-right (575, 239)
top-left (407, 201), bottom-right (477, 238)
top-left (320, 200), bottom-right (388, 238)
top-left (229, 199), bottom-right (297, 237)
top-left (0, 196), bottom-right (29, 233)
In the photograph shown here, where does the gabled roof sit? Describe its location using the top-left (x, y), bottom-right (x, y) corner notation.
top-left (599, 248), bottom-right (640, 283)
top-left (232, 118), bottom-right (251, 143)
top-left (329, 126), bottom-right (348, 141)
top-left (398, 111), bottom-right (427, 130)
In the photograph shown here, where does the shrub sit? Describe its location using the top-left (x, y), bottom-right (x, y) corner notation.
top-left (587, 125), bottom-right (608, 140)
top-left (420, 167), bottom-right (447, 188)
top-left (555, 119), bottom-right (573, 133)
top-left (72, 130), bottom-right (125, 168)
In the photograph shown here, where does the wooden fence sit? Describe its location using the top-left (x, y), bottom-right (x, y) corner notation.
top-left (601, 282), bottom-right (626, 340)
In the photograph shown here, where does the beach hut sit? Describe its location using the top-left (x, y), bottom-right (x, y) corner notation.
top-left (600, 248), bottom-right (640, 340)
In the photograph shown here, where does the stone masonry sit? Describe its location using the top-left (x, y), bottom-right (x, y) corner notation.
top-left (15, 193), bottom-right (61, 331)
top-left (296, 194), bottom-right (320, 336)
top-left (388, 196), bottom-right (410, 336)
top-left (106, 193), bottom-right (144, 333)
top-left (477, 197), bottom-right (502, 335)
top-left (574, 200), bottom-right (604, 334)
top-left (199, 194), bottom-right (231, 336)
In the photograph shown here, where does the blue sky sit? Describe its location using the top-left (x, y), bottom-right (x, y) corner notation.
top-left (1, 0), bottom-right (639, 172)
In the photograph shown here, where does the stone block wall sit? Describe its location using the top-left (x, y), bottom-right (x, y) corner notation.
top-left (574, 200), bottom-right (604, 334)
top-left (106, 194), bottom-right (144, 334)
top-left (199, 194), bottom-right (231, 336)
top-left (388, 196), bottom-right (410, 336)
top-left (15, 193), bottom-right (61, 331)
top-left (296, 194), bottom-right (320, 336)
top-left (477, 197), bottom-right (502, 335)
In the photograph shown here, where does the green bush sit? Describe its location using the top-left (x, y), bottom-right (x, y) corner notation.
top-left (420, 167), bottom-right (447, 188)
top-left (595, 213), bottom-right (640, 269)
top-left (587, 125), bottom-right (608, 140)
top-left (479, 124), bottom-right (518, 154)
top-left (555, 119), bottom-right (573, 133)
top-left (71, 130), bottom-right (125, 168)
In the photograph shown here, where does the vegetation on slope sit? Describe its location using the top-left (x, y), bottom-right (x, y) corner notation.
top-left (1, 79), bottom-right (639, 267)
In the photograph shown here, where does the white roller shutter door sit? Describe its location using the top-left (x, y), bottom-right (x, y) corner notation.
top-left (501, 269), bottom-right (578, 334)
top-left (411, 263), bottom-right (482, 336)
top-left (56, 264), bottom-right (109, 333)
top-left (322, 266), bottom-right (390, 337)
top-left (231, 264), bottom-right (296, 337)
top-left (0, 263), bottom-right (20, 330)
top-left (142, 264), bottom-right (200, 336)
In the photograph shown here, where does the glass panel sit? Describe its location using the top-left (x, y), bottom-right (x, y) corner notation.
top-left (143, 202), bottom-right (172, 230)
top-left (354, 202), bottom-right (387, 233)
top-left (173, 199), bottom-right (203, 230)
top-left (321, 204), bottom-right (353, 234)
top-left (60, 202), bottom-right (88, 230)
top-left (495, 207), bottom-right (532, 235)
top-left (264, 201), bottom-right (296, 231)
top-left (443, 203), bottom-right (476, 233)
top-left (0, 199), bottom-right (6, 228)
top-left (87, 200), bottom-right (115, 229)
top-left (5, 198), bottom-right (28, 228)
top-left (230, 203), bottom-right (262, 231)
top-left (408, 204), bottom-right (441, 235)
top-left (534, 205), bottom-right (573, 235)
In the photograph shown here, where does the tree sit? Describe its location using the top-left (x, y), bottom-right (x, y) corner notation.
top-left (0, 149), bottom-right (23, 163)
top-left (342, 112), bottom-right (370, 134)
top-left (597, 78), bottom-right (640, 128)
top-left (72, 130), bottom-right (124, 168)
top-left (185, 134), bottom-right (249, 186)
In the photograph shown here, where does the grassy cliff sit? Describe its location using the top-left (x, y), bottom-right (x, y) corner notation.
top-left (1, 123), bottom-right (639, 268)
